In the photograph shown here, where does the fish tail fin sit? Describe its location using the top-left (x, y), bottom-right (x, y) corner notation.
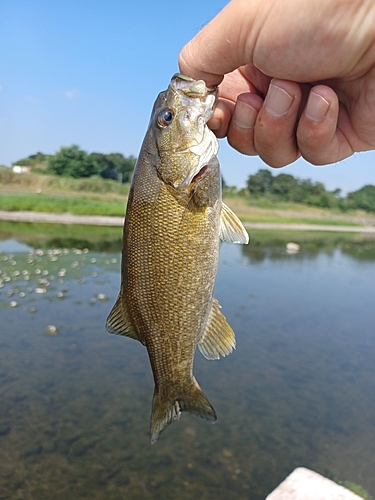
top-left (150, 392), bottom-right (181, 445)
top-left (150, 378), bottom-right (217, 444)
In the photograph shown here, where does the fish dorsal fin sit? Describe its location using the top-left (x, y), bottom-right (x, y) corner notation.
top-left (220, 203), bottom-right (249, 244)
top-left (198, 298), bottom-right (236, 360)
top-left (106, 293), bottom-right (141, 343)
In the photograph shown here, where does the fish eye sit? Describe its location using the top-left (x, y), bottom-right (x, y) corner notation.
top-left (157, 108), bottom-right (174, 128)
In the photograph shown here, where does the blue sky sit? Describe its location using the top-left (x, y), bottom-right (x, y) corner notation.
top-left (0, 0), bottom-right (373, 194)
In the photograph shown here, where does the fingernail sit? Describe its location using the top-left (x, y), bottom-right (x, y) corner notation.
top-left (209, 115), bottom-right (221, 131)
top-left (209, 99), bottom-right (227, 131)
top-left (305, 91), bottom-right (330, 122)
top-left (265, 83), bottom-right (294, 117)
top-left (233, 100), bottom-right (257, 129)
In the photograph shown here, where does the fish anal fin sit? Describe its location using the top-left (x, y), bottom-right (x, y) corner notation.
top-left (220, 202), bottom-right (249, 244)
top-left (198, 298), bottom-right (236, 360)
top-left (150, 378), bottom-right (216, 444)
top-left (106, 293), bottom-right (141, 342)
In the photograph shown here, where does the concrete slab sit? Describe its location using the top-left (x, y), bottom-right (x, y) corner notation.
top-left (266, 468), bottom-right (364, 500)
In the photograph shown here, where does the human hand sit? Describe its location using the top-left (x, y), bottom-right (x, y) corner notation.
top-left (178, 0), bottom-right (375, 167)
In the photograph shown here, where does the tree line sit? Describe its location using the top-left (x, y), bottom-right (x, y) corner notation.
top-left (13, 150), bottom-right (375, 212)
top-left (14, 145), bottom-right (136, 184)
top-left (245, 169), bottom-right (375, 212)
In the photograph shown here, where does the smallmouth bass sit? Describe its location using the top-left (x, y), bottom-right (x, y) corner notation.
top-left (106, 74), bottom-right (248, 444)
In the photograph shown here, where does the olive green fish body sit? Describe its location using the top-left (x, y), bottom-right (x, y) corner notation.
top-left (107, 74), bottom-right (249, 443)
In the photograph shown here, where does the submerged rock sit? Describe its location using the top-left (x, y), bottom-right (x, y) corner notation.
top-left (45, 325), bottom-right (58, 336)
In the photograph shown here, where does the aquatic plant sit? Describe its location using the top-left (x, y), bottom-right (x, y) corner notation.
top-left (338, 481), bottom-right (373, 500)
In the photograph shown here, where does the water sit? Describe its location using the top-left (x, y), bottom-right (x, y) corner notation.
top-left (0, 224), bottom-right (374, 499)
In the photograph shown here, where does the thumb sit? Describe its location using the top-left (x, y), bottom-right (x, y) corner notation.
top-left (178, 0), bottom-right (258, 87)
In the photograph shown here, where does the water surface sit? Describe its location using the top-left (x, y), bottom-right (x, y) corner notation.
top-left (0, 224), bottom-right (374, 499)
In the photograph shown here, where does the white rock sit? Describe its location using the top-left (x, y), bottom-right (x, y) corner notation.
top-left (45, 325), bottom-right (57, 335)
top-left (266, 468), bottom-right (364, 500)
top-left (286, 242), bottom-right (301, 254)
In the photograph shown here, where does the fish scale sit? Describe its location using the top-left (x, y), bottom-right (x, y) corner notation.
top-left (106, 74), bottom-right (248, 443)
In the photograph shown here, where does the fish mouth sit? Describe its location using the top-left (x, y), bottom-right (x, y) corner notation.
top-left (171, 74), bottom-right (217, 119)
top-left (172, 73), bottom-right (217, 97)
top-left (168, 74), bottom-right (219, 190)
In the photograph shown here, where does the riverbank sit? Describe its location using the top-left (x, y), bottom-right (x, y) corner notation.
top-left (1, 210), bottom-right (375, 233)
top-left (2, 169), bottom-right (375, 225)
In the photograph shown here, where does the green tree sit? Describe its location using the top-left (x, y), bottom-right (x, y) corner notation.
top-left (247, 169), bottom-right (273, 195)
top-left (295, 179), bottom-right (333, 206)
top-left (13, 152), bottom-right (52, 168)
top-left (47, 145), bottom-right (99, 178)
top-left (270, 173), bottom-right (298, 200)
top-left (88, 153), bottom-right (136, 183)
top-left (347, 185), bottom-right (375, 212)
top-left (109, 153), bottom-right (136, 183)
top-left (246, 168), bottom-right (341, 207)
top-left (88, 153), bottom-right (116, 180)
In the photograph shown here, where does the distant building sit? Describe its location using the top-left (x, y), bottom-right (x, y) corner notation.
top-left (12, 165), bottom-right (31, 173)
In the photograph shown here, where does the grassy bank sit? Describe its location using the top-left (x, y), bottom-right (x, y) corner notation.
top-left (0, 193), bottom-right (126, 216)
top-left (0, 167), bottom-right (130, 195)
top-left (221, 195), bottom-right (369, 226)
top-left (0, 168), bottom-right (128, 216)
top-left (1, 168), bottom-right (374, 226)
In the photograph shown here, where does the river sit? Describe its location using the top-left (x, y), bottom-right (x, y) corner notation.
top-left (0, 223), bottom-right (374, 499)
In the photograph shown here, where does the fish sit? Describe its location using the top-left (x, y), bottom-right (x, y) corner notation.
top-left (106, 73), bottom-right (249, 444)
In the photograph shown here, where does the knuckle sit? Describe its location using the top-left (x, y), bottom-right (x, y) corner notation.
top-left (297, 124), bottom-right (337, 165)
top-left (259, 152), bottom-right (299, 168)
top-left (227, 128), bottom-right (257, 156)
top-left (255, 136), bottom-right (300, 167)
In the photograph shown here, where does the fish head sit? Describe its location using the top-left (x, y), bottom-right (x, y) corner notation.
top-left (151, 74), bottom-right (219, 192)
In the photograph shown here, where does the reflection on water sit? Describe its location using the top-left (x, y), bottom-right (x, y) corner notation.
top-left (0, 224), bottom-right (374, 500)
top-left (0, 221), bottom-right (123, 253)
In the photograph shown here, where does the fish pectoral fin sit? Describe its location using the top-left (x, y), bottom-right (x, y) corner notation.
top-left (150, 378), bottom-right (216, 444)
top-left (220, 202), bottom-right (249, 244)
top-left (198, 298), bottom-right (236, 360)
top-left (105, 293), bottom-right (141, 343)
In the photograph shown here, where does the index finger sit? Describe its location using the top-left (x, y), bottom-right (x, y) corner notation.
top-left (178, 1), bottom-right (255, 87)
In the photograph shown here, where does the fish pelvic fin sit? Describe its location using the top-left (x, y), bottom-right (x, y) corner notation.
top-left (220, 202), bottom-right (249, 244)
top-left (105, 293), bottom-right (141, 343)
top-left (198, 298), bottom-right (236, 360)
top-left (150, 378), bottom-right (217, 444)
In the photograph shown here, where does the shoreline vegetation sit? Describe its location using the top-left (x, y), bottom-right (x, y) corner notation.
top-left (1, 161), bottom-right (375, 229)
top-left (4, 144), bottom-right (375, 219)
